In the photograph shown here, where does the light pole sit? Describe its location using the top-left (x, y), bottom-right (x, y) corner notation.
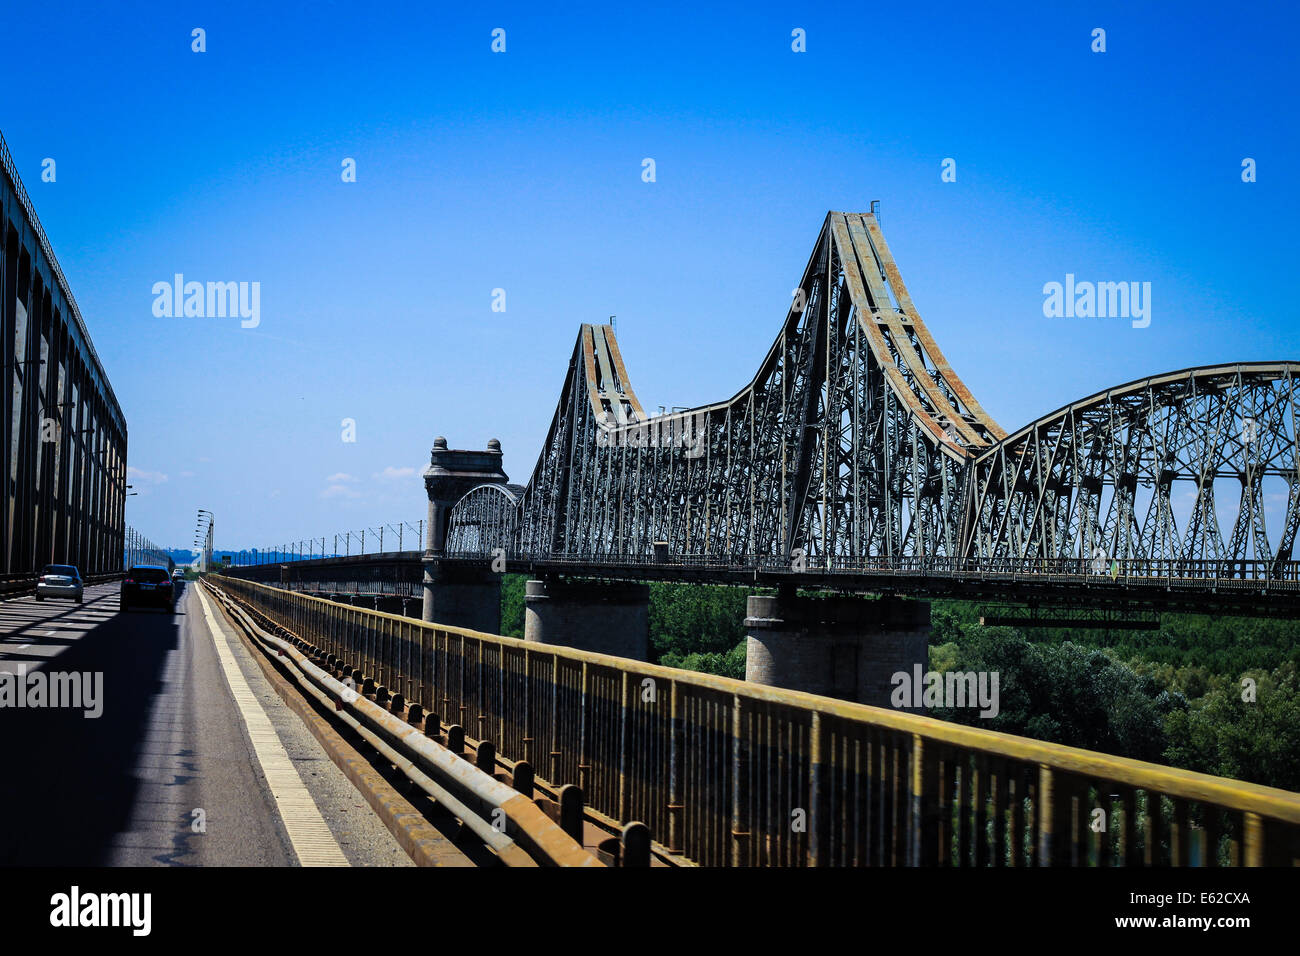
top-left (196, 510), bottom-right (214, 572)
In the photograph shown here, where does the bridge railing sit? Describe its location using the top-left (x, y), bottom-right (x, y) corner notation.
top-left (215, 575), bottom-right (1300, 866)
top-left (434, 550), bottom-right (1300, 586)
top-left (232, 545), bottom-right (1300, 588)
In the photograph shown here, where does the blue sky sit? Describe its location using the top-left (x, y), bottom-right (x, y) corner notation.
top-left (3, 1), bottom-right (1297, 553)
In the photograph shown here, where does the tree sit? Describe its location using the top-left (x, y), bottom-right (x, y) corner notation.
top-left (1163, 662), bottom-right (1300, 792)
top-left (929, 626), bottom-right (1182, 763)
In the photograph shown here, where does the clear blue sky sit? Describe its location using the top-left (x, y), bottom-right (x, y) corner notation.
top-left (3, 0), bottom-right (1296, 553)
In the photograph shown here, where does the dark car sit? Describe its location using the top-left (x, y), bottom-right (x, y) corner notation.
top-left (120, 565), bottom-right (175, 612)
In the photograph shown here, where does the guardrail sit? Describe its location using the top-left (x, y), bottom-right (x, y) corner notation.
top-left (214, 575), bottom-right (1300, 867)
top-left (239, 548), bottom-right (1300, 584)
top-left (203, 579), bottom-right (601, 867)
top-left (458, 552), bottom-right (1300, 586)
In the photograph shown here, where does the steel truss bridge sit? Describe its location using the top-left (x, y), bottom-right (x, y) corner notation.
top-left (433, 210), bottom-right (1300, 615)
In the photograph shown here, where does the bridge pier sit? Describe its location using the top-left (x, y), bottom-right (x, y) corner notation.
top-left (524, 579), bottom-right (649, 660)
top-left (745, 591), bottom-right (930, 707)
top-left (418, 435), bottom-right (511, 632)
top-left (421, 563), bottom-right (502, 633)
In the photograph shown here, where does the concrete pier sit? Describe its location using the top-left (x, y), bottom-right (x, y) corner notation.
top-left (524, 578), bottom-right (649, 660)
top-left (745, 590), bottom-right (930, 707)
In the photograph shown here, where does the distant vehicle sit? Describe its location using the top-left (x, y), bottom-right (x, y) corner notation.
top-left (120, 565), bottom-right (175, 612)
top-left (36, 565), bottom-right (83, 603)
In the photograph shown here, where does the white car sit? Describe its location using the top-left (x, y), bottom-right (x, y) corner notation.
top-left (36, 564), bottom-right (83, 603)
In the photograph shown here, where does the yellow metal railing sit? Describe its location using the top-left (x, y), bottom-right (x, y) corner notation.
top-left (215, 576), bottom-right (1300, 867)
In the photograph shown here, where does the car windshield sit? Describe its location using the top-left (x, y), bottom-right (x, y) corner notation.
top-left (43, 565), bottom-right (77, 577)
top-left (131, 568), bottom-right (170, 583)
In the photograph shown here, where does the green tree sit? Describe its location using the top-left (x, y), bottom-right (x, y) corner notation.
top-left (661, 641), bottom-right (747, 680)
top-left (649, 583), bottom-right (749, 662)
top-left (929, 627), bottom-right (1182, 763)
top-left (500, 574), bottom-right (526, 638)
top-left (1163, 662), bottom-right (1300, 792)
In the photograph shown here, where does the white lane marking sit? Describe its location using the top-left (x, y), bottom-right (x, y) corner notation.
top-left (195, 586), bottom-right (349, 867)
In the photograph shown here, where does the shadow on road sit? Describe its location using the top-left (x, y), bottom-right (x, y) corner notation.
top-left (0, 589), bottom-right (182, 865)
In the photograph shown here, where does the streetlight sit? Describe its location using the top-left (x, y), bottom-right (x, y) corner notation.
top-left (195, 509), bottom-right (214, 573)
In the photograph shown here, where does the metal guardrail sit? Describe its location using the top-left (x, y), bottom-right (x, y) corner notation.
top-left (457, 552), bottom-right (1300, 586)
top-left (203, 579), bottom-right (601, 867)
top-left (215, 576), bottom-right (1300, 867)
top-left (254, 547), bottom-right (1300, 585)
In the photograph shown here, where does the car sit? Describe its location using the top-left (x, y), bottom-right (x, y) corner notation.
top-left (36, 564), bottom-right (83, 603)
top-left (120, 565), bottom-right (175, 612)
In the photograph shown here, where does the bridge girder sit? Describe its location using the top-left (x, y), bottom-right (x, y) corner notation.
top-left (444, 211), bottom-right (1300, 586)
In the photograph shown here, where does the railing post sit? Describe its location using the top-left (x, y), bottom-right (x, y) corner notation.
top-left (521, 648), bottom-right (533, 766)
top-left (912, 734), bottom-right (939, 866)
top-left (512, 760), bottom-right (534, 798)
top-left (557, 784), bottom-right (585, 844)
top-left (1243, 812), bottom-right (1264, 867)
top-left (446, 724), bottom-right (465, 756)
top-left (457, 633), bottom-right (467, 729)
top-left (549, 654), bottom-right (561, 783)
top-left (1171, 799), bottom-right (1190, 866)
top-left (622, 821), bottom-right (651, 867)
top-left (1037, 764), bottom-right (1054, 866)
top-left (578, 662), bottom-right (591, 796)
top-left (618, 672), bottom-right (630, 825)
top-left (498, 644), bottom-right (506, 749)
top-left (667, 680), bottom-right (684, 855)
top-left (808, 712), bottom-right (829, 867)
top-left (730, 694), bottom-right (750, 866)
top-left (476, 740), bottom-right (496, 776)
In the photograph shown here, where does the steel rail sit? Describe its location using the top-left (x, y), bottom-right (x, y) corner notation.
top-left (215, 576), bottom-right (1300, 867)
top-left (204, 579), bottom-right (602, 867)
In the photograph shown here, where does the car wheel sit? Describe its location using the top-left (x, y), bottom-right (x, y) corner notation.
top-left (76, 596), bottom-right (83, 604)
top-left (35, 595), bottom-right (44, 601)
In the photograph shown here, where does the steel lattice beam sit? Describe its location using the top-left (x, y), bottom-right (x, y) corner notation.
top-left (443, 211), bottom-right (1300, 588)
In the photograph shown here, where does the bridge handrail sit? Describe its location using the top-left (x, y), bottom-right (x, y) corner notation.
top-left (216, 574), bottom-right (1300, 866)
top-left (231, 546), bottom-right (1300, 589)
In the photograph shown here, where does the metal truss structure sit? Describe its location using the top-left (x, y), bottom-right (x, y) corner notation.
top-left (1, 131), bottom-right (127, 581)
top-left (966, 364), bottom-right (1300, 578)
top-left (444, 210), bottom-right (1300, 587)
top-left (445, 483), bottom-right (520, 555)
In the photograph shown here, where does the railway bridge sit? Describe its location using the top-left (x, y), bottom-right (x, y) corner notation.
top-left (215, 210), bottom-right (1300, 868)
top-left (227, 210), bottom-right (1300, 704)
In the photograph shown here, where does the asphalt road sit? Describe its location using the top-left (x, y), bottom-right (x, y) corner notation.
top-left (0, 581), bottom-right (415, 866)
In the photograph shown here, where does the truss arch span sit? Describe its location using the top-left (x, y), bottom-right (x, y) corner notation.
top-left (446, 482), bottom-right (519, 557)
top-left (965, 362), bottom-right (1300, 575)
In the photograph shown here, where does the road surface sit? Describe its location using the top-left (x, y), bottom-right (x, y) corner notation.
top-left (0, 581), bottom-right (415, 866)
